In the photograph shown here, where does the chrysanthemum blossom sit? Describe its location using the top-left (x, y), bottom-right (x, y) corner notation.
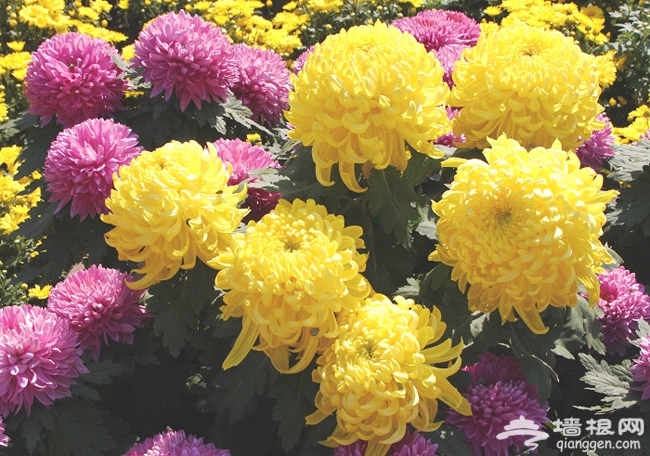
top-left (123, 428), bottom-right (229, 456)
top-left (292, 46), bottom-right (314, 74)
top-left (133, 10), bottom-right (237, 111)
top-left (631, 336), bottom-right (650, 401)
top-left (286, 21), bottom-right (451, 192)
top-left (595, 266), bottom-right (650, 356)
top-left (307, 294), bottom-right (471, 456)
top-left (102, 140), bottom-right (248, 290)
top-left (25, 32), bottom-right (127, 127)
top-left (214, 198), bottom-right (371, 374)
top-left (47, 264), bottom-right (151, 360)
top-left (230, 43), bottom-right (292, 126)
top-left (450, 22), bottom-right (604, 150)
top-left (575, 114), bottom-right (615, 171)
top-left (446, 354), bottom-right (549, 456)
top-left (0, 305), bottom-right (88, 416)
top-left (392, 9), bottom-right (481, 51)
top-left (335, 430), bottom-right (438, 456)
top-left (430, 135), bottom-right (617, 334)
top-left (0, 417), bottom-right (9, 447)
top-left (464, 352), bottom-right (526, 385)
top-left (44, 118), bottom-right (143, 221)
top-left (211, 138), bottom-right (281, 221)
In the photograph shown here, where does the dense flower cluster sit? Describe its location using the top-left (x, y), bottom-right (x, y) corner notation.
top-left (215, 198), bottom-right (371, 373)
top-left (594, 267), bottom-right (650, 355)
top-left (123, 428), bottom-right (229, 456)
top-left (450, 22), bottom-right (603, 149)
top-left (133, 10), bottom-right (238, 111)
top-left (47, 265), bottom-right (151, 360)
top-left (287, 21), bottom-right (451, 192)
top-left (44, 118), bottom-right (143, 221)
top-left (0, 145), bottom-right (41, 235)
top-left (0, 305), bottom-right (88, 416)
top-left (307, 294), bottom-right (470, 456)
top-left (430, 135), bottom-right (617, 333)
top-left (335, 430), bottom-right (438, 456)
top-left (446, 353), bottom-right (549, 456)
top-left (230, 43), bottom-right (292, 125)
top-left (25, 32), bottom-right (127, 127)
top-left (211, 138), bottom-right (282, 221)
top-left (102, 140), bottom-right (248, 289)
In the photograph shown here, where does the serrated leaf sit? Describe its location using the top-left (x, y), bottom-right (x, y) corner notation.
top-left (366, 166), bottom-right (419, 246)
top-left (578, 353), bottom-right (635, 413)
top-left (47, 400), bottom-right (116, 456)
top-left (394, 277), bottom-right (420, 298)
top-left (607, 140), bottom-right (650, 182)
top-left (635, 319), bottom-right (650, 340)
top-left (80, 360), bottom-right (128, 385)
top-left (401, 149), bottom-right (442, 186)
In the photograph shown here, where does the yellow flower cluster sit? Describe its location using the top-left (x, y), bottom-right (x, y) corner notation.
top-left (430, 135), bottom-right (617, 334)
top-left (214, 198), bottom-right (371, 373)
top-left (307, 294), bottom-right (470, 456)
top-left (287, 21), bottom-right (450, 192)
top-left (0, 91), bottom-right (7, 122)
top-left (0, 50), bottom-right (32, 81)
top-left (102, 141), bottom-right (248, 290)
top-left (0, 146), bottom-right (42, 235)
top-left (613, 105), bottom-right (650, 144)
top-left (450, 22), bottom-right (603, 150)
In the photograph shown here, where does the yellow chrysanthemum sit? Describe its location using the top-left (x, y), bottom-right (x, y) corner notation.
top-left (593, 50), bottom-right (618, 88)
top-left (0, 146), bottom-right (41, 235)
top-left (613, 105), bottom-right (650, 144)
top-left (306, 294), bottom-right (471, 456)
top-left (0, 92), bottom-right (7, 122)
top-left (429, 135), bottom-right (617, 334)
top-left (214, 198), bottom-right (371, 374)
top-left (450, 22), bottom-right (603, 150)
top-left (305, 0), bottom-right (343, 13)
top-left (102, 140), bottom-right (248, 290)
top-left (28, 284), bottom-right (52, 300)
top-left (286, 21), bottom-right (451, 192)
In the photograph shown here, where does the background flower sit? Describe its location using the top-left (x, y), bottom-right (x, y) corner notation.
top-left (123, 428), bottom-right (229, 456)
top-left (450, 22), bottom-right (603, 149)
top-left (595, 266), bottom-right (650, 355)
top-left (631, 336), bottom-right (650, 400)
top-left (211, 138), bottom-right (281, 221)
top-left (574, 113), bottom-right (616, 171)
top-left (133, 10), bottom-right (237, 111)
top-left (0, 305), bottom-right (87, 416)
top-left (286, 21), bottom-right (451, 192)
top-left (230, 43), bottom-right (292, 126)
top-left (307, 294), bottom-right (470, 456)
top-left (25, 32), bottom-right (127, 127)
top-left (430, 135), bottom-right (617, 333)
top-left (47, 264), bottom-right (151, 360)
top-left (335, 430), bottom-right (438, 456)
top-left (44, 118), bottom-right (143, 221)
top-left (102, 140), bottom-right (248, 289)
top-left (0, 417), bottom-right (9, 447)
top-left (214, 198), bottom-right (371, 373)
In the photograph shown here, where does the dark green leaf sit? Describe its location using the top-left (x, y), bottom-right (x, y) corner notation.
top-left (80, 360), bottom-right (128, 385)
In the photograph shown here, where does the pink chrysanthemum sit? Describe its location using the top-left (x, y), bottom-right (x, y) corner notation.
top-left (631, 336), bottom-right (650, 400)
top-left (392, 10), bottom-right (481, 51)
top-left (292, 46), bottom-right (314, 74)
top-left (25, 32), bottom-right (127, 127)
top-left (44, 118), bottom-right (143, 221)
top-left (123, 428), bottom-right (229, 456)
top-left (435, 107), bottom-right (465, 147)
top-left (230, 43), bottom-right (292, 125)
top-left (434, 44), bottom-right (468, 87)
top-left (47, 265), bottom-right (151, 361)
top-left (133, 10), bottom-right (237, 111)
top-left (211, 138), bottom-right (281, 221)
top-left (0, 417), bottom-right (9, 447)
top-left (445, 354), bottom-right (549, 456)
top-left (0, 305), bottom-right (88, 416)
top-left (575, 114), bottom-right (615, 171)
top-left (595, 266), bottom-right (650, 355)
top-left (335, 430), bottom-right (438, 456)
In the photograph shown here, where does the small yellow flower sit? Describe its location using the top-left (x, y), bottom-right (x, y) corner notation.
top-left (484, 5), bottom-right (502, 16)
top-left (102, 140), bottom-right (248, 289)
top-left (214, 198), bottom-right (371, 374)
top-left (28, 285), bottom-right (52, 300)
top-left (307, 294), bottom-right (470, 456)
top-left (430, 135), bottom-right (617, 333)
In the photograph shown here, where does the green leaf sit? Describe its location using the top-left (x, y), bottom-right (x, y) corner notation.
top-left (47, 400), bottom-right (116, 456)
top-left (607, 140), bottom-right (650, 183)
top-left (400, 149), bottom-right (442, 186)
top-left (80, 360), bottom-right (128, 385)
top-left (578, 353), bottom-right (636, 414)
top-left (366, 166), bottom-right (420, 246)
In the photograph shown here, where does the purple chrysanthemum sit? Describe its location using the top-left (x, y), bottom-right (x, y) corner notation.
top-left (0, 305), bottom-right (88, 416)
top-left (230, 43), bottom-right (292, 125)
top-left (47, 265), bottom-right (151, 361)
top-left (595, 266), bottom-right (650, 356)
top-left (392, 10), bottom-right (481, 51)
top-left (436, 107), bottom-right (465, 146)
top-left (211, 138), bottom-right (281, 221)
top-left (133, 10), bottom-right (238, 111)
top-left (123, 428), bottom-right (229, 456)
top-left (631, 336), bottom-right (650, 400)
top-left (0, 416), bottom-right (9, 447)
top-left (25, 32), bottom-right (127, 127)
top-left (292, 46), bottom-right (314, 74)
top-left (575, 114), bottom-right (615, 170)
top-left (445, 354), bottom-right (549, 456)
top-left (335, 430), bottom-right (438, 456)
top-left (434, 43), bottom-right (469, 87)
top-left (44, 118), bottom-right (143, 221)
